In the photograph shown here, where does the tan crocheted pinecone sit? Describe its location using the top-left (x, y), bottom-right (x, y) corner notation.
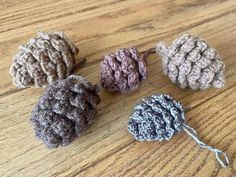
top-left (10, 32), bottom-right (79, 88)
top-left (156, 34), bottom-right (225, 89)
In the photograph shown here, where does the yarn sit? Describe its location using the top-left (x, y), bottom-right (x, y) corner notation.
top-left (128, 94), bottom-right (229, 168)
top-left (100, 34), bottom-right (225, 92)
top-left (156, 34), bottom-right (225, 89)
top-left (100, 48), bottom-right (155, 94)
top-left (128, 93), bottom-right (184, 141)
top-left (10, 32), bottom-right (79, 88)
top-left (31, 75), bottom-right (100, 148)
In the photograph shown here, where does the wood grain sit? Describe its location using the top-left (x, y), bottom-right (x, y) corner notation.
top-left (0, 0), bottom-right (235, 176)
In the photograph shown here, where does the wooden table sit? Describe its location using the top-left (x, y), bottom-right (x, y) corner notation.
top-left (0, 0), bottom-right (235, 176)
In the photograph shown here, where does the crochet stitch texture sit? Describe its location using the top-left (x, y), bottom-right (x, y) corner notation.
top-left (31, 75), bottom-right (100, 148)
top-left (100, 48), bottom-right (147, 93)
top-left (10, 32), bottom-right (78, 88)
top-left (128, 93), bottom-right (185, 141)
top-left (127, 93), bottom-right (229, 168)
top-left (156, 34), bottom-right (225, 89)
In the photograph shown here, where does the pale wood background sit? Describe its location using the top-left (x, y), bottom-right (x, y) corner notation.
top-left (0, 0), bottom-right (236, 176)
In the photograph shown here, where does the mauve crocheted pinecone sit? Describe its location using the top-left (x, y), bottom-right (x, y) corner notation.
top-left (10, 32), bottom-right (78, 88)
top-left (31, 75), bottom-right (100, 148)
top-left (100, 48), bottom-right (147, 93)
top-left (128, 94), bottom-right (185, 141)
top-left (156, 34), bottom-right (225, 89)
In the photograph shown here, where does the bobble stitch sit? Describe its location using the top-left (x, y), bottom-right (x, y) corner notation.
top-left (31, 75), bottom-right (100, 148)
top-left (10, 32), bottom-right (80, 88)
top-left (100, 47), bottom-right (155, 94)
top-left (128, 94), bottom-right (229, 168)
top-left (156, 34), bottom-right (225, 89)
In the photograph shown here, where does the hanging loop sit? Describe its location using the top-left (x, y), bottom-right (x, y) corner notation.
top-left (183, 123), bottom-right (229, 168)
top-left (141, 47), bottom-right (156, 61)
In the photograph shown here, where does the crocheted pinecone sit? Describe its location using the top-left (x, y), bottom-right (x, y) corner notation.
top-left (31, 75), bottom-right (100, 148)
top-left (10, 32), bottom-right (79, 88)
top-left (100, 48), bottom-right (147, 93)
top-left (128, 94), bottom-right (185, 141)
top-left (156, 34), bottom-right (225, 89)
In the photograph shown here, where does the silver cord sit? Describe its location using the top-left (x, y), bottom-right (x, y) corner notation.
top-left (183, 123), bottom-right (229, 168)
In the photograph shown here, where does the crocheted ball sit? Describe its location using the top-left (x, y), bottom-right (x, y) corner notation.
top-left (128, 94), bottom-right (185, 141)
top-left (156, 34), bottom-right (225, 89)
top-left (100, 48), bottom-right (147, 93)
top-left (10, 32), bottom-right (79, 88)
top-left (31, 75), bottom-right (100, 148)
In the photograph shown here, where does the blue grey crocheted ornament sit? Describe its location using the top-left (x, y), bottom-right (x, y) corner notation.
top-left (128, 94), bottom-right (185, 141)
top-left (127, 94), bottom-right (229, 168)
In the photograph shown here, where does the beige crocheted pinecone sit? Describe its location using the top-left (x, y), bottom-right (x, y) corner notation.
top-left (156, 34), bottom-right (225, 89)
top-left (10, 32), bottom-right (79, 88)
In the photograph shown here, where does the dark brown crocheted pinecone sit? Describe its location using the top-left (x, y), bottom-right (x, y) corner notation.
top-left (31, 75), bottom-right (100, 148)
top-left (100, 48), bottom-right (147, 94)
top-left (128, 94), bottom-right (185, 141)
top-left (156, 34), bottom-right (225, 89)
top-left (10, 32), bottom-right (79, 88)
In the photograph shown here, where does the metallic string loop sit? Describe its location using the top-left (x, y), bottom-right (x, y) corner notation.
top-left (183, 123), bottom-right (229, 168)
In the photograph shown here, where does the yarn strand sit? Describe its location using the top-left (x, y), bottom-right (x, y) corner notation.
top-left (141, 47), bottom-right (156, 61)
top-left (183, 123), bottom-right (229, 168)
top-left (71, 58), bottom-right (86, 73)
top-left (68, 75), bottom-right (98, 90)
